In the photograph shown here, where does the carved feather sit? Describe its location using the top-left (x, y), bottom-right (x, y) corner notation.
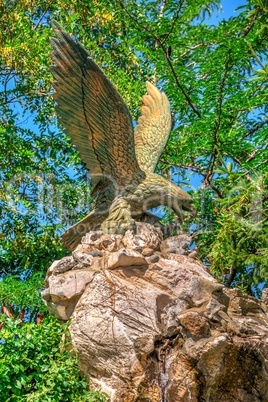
top-left (134, 82), bottom-right (172, 173)
top-left (50, 20), bottom-right (141, 186)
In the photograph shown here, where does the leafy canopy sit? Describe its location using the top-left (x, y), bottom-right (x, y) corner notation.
top-left (0, 0), bottom-right (267, 398)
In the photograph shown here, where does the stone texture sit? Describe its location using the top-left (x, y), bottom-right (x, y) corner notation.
top-left (42, 270), bottom-right (95, 320)
top-left (43, 223), bottom-right (268, 402)
top-left (160, 234), bottom-right (192, 256)
top-left (106, 248), bottom-right (148, 269)
top-left (122, 222), bottom-right (163, 251)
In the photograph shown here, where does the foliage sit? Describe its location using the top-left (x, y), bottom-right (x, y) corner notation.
top-left (198, 173), bottom-right (268, 294)
top-left (0, 273), bottom-right (46, 322)
top-left (0, 0), bottom-right (267, 398)
top-left (0, 315), bottom-right (108, 401)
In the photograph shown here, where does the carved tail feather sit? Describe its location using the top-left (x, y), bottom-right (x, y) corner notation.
top-left (61, 209), bottom-right (108, 251)
top-left (61, 181), bottom-right (114, 250)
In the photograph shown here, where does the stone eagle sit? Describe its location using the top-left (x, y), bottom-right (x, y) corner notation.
top-left (50, 20), bottom-right (195, 251)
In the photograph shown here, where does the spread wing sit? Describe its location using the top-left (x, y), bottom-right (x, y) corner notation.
top-left (50, 20), bottom-right (141, 185)
top-left (134, 82), bottom-right (172, 172)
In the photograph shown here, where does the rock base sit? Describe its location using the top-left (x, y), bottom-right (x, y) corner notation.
top-left (42, 223), bottom-right (268, 402)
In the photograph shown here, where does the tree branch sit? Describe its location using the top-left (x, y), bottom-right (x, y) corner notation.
top-left (230, 155), bottom-right (264, 190)
top-left (159, 158), bottom-right (224, 198)
top-left (225, 264), bottom-right (236, 287)
top-left (245, 39), bottom-right (266, 70)
top-left (247, 141), bottom-right (268, 162)
top-left (204, 49), bottom-right (232, 187)
top-left (159, 158), bottom-right (203, 173)
top-left (159, 0), bottom-right (167, 17)
top-left (163, 50), bottom-right (201, 117)
top-left (242, 120), bottom-right (268, 139)
top-left (241, 10), bottom-right (260, 37)
top-left (161, 0), bottom-right (185, 44)
top-left (33, 1), bottom-right (53, 30)
top-left (178, 42), bottom-right (214, 59)
top-left (118, 0), bottom-right (201, 118)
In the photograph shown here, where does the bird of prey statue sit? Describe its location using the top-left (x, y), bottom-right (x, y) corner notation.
top-left (50, 20), bottom-right (195, 251)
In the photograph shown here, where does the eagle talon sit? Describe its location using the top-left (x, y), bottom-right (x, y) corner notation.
top-left (101, 218), bottom-right (136, 235)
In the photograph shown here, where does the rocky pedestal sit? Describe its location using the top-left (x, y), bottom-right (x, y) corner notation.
top-left (42, 223), bottom-right (268, 402)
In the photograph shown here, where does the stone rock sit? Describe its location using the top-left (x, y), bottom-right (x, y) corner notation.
top-left (42, 270), bottom-right (97, 320)
top-left (81, 230), bottom-right (103, 245)
top-left (82, 231), bottom-right (123, 252)
top-left (141, 248), bottom-right (154, 257)
top-left (106, 248), bottom-right (148, 269)
top-left (178, 311), bottom-right (210, 338)
top-left (146, 254), bottom-right (160, 264)
top-left (160, 234), bottom-right (192, 257)
top-left (42, 222), bottom-right (268, 401)
top-left (72, 250), bottom-right (94, 266)
top-left (53, 256), bottom-right (76, 274)
top-left (262, 287), bottom-right (268, 305)
top-left (122, 222), bottom-right (163, 251)
top-left (188, 250), bottom-right (198, 259)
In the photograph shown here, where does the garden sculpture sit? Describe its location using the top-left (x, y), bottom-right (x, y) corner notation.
top-left (50, 20), bottom-right (195, 250)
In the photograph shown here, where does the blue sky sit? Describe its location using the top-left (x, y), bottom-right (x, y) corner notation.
top-left (221, 0), bottom-right (247, 15)
top-left (211, 0), bottom-right (247, 21)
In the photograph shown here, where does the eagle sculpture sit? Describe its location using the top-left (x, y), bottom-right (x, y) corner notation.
top-left (50, 21), bottom-right (195, 251)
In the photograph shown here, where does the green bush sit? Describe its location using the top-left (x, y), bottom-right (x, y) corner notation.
top-left (0, 316), bottom-right (108, 402)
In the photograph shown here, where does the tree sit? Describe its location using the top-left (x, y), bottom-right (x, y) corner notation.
top-left (0, 0), bottom-right (267, 398)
